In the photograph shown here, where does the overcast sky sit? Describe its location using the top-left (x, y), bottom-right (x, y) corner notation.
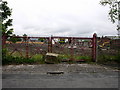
top-left (6, 0), bottom-right (118, 37)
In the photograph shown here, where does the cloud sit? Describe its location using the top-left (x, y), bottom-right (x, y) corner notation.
top-left (7, 0), bottom-right (118, 37)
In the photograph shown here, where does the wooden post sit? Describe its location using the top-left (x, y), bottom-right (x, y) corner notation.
top-left (92, 33), bottom-right (97, 62)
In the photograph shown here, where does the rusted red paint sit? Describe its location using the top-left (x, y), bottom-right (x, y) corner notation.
top-left (92, 33), bottom-right (97, 62)
top-left (48, 37), bottom-right (52, 53)
top-left (26, 37), bottom-right (29, 58)
top-left (3, 34), bottom-right (97, 62)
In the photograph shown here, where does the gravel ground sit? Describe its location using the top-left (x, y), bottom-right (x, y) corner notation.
top-left (2, 64), bottom-right (120, 88)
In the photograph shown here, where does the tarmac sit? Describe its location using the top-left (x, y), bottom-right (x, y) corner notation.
top-left (2, 64), bottom-right (119, 88)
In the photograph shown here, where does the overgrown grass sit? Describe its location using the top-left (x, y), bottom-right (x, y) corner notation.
top-left (2, 48), bottom-right (45, 65)
top-left (2, 48), bottom-right (93, 65)
top-left (97, 52), bottom-right (120, 64)
top-left (58, 54), bottom-right (71, 60)
top-left (58, 54), bottom-right (92, 63)
top-left (3, 55), bottom-right (33, 65)
top-left (74, 56), bottom-right (92, 62)
top-left (31, 54), bottom-right (45, 64)
top-left (9, 51), bottom-right (26, 57)
top-left (97, 53), bottom-right (120, 69)
top-left (2, 54), bottom-right (46, 65)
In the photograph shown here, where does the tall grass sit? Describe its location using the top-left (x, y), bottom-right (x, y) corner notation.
top-left (2, 48), bottom-right (45, 65)
top-left (97, 51), bottom-right (120, 64)
top-left (2, 48), bottom-right (93, 65)
top-left (58, 54), bottom-right (92, 63)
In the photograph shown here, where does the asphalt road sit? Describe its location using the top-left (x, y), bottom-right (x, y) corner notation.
top-left (2, 64), bottom-right (119, 88)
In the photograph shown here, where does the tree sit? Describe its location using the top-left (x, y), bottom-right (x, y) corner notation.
top-left (0, 1), bottom-right (13, 36)
top-left (23, 34), bottom-right (27, 42)
top-left (38, 38), bottom-right (45, 42)
top-left (23, 34), bottom-right (27, 37)
top-left (8, 34), bottom-right (22, 43)
top-left (1, 1), bottom-right (13, 48)
top-left (100, 0), bottom-right (120, 23)
top-left (100, 0), bottom-right (120, 37)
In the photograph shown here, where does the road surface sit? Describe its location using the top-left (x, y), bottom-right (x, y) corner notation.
top-left (2, 64), bottom-right (119, 88)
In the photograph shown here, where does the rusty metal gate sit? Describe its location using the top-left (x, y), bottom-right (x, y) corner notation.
top-left (2, 33), bottom-right (97, 62)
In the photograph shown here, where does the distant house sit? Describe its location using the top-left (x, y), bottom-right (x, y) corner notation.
top-left (105, 36), bottom-right (119, 39)
top-left (29, 38), bottom-right (38, 42)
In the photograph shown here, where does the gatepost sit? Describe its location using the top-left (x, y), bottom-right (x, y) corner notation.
top-left (92, 33), bottom-right (97, 62)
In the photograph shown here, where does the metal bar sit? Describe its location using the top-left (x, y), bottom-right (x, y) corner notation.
top-left (52, 36), bottom-right (93, 39)
top-left (8, 36), bottom-right (93, 40)
top-left (9, 36), bottom-right (49, 39)
top-left (16, 49), bottom-right (24, 57)
top-left (10, 44), bottom-right (24, 57)
top-left (92, 33), bottom-right (97, 62)
top-left (29, 38), bottom-right (42, 52)
top-left (48, 37), bottom-right (52, 53)
top-left (25, 37), bottom-right (29, 58)
top-left (9, 49), bottom-right (16, 56)
top-left (70, 37), bottom-right (74, 61)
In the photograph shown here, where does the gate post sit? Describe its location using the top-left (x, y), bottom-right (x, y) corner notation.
top-left (48, 36), bottom-right (52, 53)
top-left (25, 36), bottom-right (29, 58)
top-left (70, 37), bottom-right (74, 61)
top-left (92, 33), bottom-right (97, 62)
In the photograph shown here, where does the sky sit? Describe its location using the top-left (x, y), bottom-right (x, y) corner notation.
top-left (6, 0), bottom-right (118, 37)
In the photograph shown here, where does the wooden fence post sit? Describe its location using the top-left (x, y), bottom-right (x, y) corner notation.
top-left (92, 33), bottom-right (97, 62)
